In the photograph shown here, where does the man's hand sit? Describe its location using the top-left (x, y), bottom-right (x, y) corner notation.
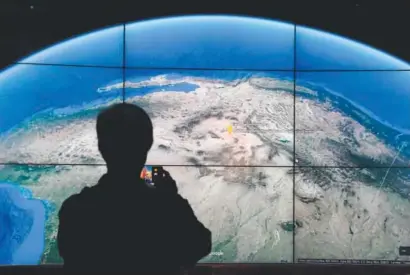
top-left (155, 169), bottom-right (178, 193)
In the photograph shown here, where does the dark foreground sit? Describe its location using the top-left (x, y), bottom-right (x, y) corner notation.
top-left (0, 263), bottom-right (409, 275)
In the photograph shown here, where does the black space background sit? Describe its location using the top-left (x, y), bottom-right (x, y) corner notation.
top-left (1, 0), bottom-right (410, 70)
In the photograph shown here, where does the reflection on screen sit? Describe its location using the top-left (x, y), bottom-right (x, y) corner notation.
top-left (0, 15), bottom-right (409, 265)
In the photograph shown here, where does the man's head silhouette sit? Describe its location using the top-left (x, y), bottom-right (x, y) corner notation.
top-left (96, 103), bottom-right (153, 175)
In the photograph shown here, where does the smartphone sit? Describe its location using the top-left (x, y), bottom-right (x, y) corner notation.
top-left (140, 165), bottom-right (163, 187)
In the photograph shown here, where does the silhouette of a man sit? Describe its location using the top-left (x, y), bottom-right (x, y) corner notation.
top-left (57, 103), bottom-right (211, 273)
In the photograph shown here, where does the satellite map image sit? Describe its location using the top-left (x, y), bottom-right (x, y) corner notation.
top-left (0, 15), bottom-right (409, 265)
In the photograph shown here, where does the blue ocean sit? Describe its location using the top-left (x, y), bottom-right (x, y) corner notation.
top-left (0, 183), bottom-right (47, 265)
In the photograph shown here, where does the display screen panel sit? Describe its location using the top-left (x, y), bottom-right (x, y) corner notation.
top-left (125, 16), bottom-right (294, 70)
top-left (295, 71), bottom-right (410, 168)
top-left (295, 167), bottom-right (410, 264)
top-left (122, 69), bottom-right (294, 167)
top-left (0, 65), bottom-right (123, 164)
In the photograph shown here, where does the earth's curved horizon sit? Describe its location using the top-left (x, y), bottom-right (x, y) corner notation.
top-left (0, 15), bottom-right (409, 264)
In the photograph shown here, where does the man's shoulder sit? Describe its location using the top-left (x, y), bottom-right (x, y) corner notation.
top-left (59, 186), bottom-right (94, 213)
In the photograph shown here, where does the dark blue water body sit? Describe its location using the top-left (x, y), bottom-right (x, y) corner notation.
top-left (0, 183), bottom-right (47, 265)
top-left (125, 82), bottom-right (199, 97)
top-left (0, 212), bottom-right (12, 263)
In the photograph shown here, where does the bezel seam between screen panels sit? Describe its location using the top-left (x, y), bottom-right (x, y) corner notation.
top-left (122, 23), bottom-right (126, 102)
top-left (292, 23), bottom-right (296, 263)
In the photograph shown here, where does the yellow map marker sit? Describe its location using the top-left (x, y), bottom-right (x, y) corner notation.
top-left (227, 124), bottom-right (233, 134)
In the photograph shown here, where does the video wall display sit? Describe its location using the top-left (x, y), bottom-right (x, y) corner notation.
top-left (0, 15), bottom-right (409, 265)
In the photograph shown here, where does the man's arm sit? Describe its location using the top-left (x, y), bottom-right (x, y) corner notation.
top-left (155, 169), bottom-right (212, 266)
top-left (57, 196), bottom-right (90, 268)
top-left (172, 195), bottom-right (212, 267)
